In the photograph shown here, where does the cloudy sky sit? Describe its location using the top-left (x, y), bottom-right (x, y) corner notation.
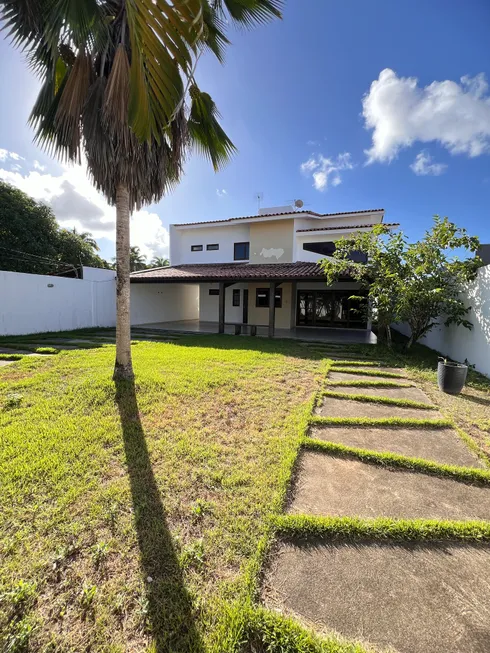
top-left (1, 0), bottom-right (489, 264)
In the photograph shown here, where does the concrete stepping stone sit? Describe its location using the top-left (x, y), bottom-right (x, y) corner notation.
top-left (310, 425), bottom-right (485, 468)
top-left (325, 385), bottom-right (433, 403)
top-left (262, 540), bottom-right (490, 653)
top-left (330, 365), bottom-right (406, 375)
top-left (288, 452), bottom-right (490, 520)
top-left (328, 370), bottom-right (408, 382)
top-left (0, 347), bottom-right (33, 355)
top-left (315, 396), bottom-right (442, 419)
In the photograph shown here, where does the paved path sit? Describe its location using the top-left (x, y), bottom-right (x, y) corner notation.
top-left (262, 349), bottom-right (490, 653)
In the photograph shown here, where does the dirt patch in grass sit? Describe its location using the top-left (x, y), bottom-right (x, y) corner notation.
top-left (0, 336), bottom-right (323, 652)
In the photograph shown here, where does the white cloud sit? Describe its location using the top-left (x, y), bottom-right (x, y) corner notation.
top-left (0, 155), bottom-right (169, 260)
top-left (363, 68), bottom-right (490, 163)
top-left (300, 152), bottom-right (354, 191)
top-left (216, 188), bottom-right (227, 197)
top-left (0, 149), bottom-right (24, 162)
top-left (410, 150), bottom-right (447, 176)
top-left (33, 160), bottom-right (46, 171)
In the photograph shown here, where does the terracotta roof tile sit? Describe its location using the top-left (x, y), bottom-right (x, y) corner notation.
top-left (296, 222), bottom-right (399, 233)
top-left (130, 261), bottom-right (335, 283)
top-left (174, 208), bottom-right (384, 227)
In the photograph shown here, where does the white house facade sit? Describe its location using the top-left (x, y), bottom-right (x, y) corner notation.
top-left (130, 206), bottom-right (398, 338)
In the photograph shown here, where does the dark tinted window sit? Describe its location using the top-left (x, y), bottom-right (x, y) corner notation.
top-left (209, 289), bottom-right (219, 296)
top-left (191, 245), bottom-right (203, 252)
top-left (206, 244), bottom-right (219, 251)
top-left (234, 242), bottom-right (249, 260)
top-left (232, 289), bottom-right (240, 306)
top-left (256, 288), bottom-right (282, 308)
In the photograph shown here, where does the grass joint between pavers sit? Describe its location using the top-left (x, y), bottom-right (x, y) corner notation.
top-left (272, 515), bottom-right (490, 542)
top-left (310, 415), bottom-right (452, 428)
top-left (320, 389), bottom-right (437, 410)
top-left (303, 437), bottom-right (490, 485)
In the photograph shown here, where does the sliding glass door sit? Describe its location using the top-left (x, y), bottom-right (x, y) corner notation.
top-left (296, 290), bottom-right (367, 328)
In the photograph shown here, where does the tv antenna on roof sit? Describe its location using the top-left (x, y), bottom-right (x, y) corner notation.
top-left (255, 192), bottom-right (264, 212)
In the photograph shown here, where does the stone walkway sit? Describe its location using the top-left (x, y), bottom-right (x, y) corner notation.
top-left (0, 328), bottom-right (182, 365)
top-left (262, 348), bottom-right (490, 653)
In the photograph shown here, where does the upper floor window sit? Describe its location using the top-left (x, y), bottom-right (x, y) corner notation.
top-left (234, 242), bottom-right (249, 261)
top-left (191, 245), bottom-right (203, 252)
top-left (206, 243), bottom-right (219, 251)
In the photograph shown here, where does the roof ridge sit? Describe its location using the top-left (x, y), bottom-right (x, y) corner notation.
top-left (173, 208), bottom-right (385, 228)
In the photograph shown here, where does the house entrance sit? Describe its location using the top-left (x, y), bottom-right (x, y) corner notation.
top-left (296, 290), bottom-right (367, 329)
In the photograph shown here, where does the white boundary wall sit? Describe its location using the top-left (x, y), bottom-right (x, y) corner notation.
top-left (393, 264), bottom-right (490, 377)
top-left (0, 267), bottom-right (116, 336)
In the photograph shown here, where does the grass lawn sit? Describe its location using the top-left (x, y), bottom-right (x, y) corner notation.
top-left (0, 336), bottom-right (331, 653)
top-left (1, 330), bottom-right (489, 653)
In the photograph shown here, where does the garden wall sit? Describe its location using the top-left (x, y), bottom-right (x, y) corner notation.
top-left (0, 267), bottom-right (116, 336)
top-left (393, 264), bottom-right (490, 377)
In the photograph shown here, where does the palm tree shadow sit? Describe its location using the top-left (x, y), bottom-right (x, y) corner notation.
top-left (115, 378), bottom-right (203, 653)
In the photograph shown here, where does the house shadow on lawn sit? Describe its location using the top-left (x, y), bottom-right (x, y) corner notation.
top-left (115, 378), bottom-right (204, 653)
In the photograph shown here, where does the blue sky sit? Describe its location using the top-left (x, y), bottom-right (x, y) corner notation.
top-left (1, 0), bottom-right (489, 263)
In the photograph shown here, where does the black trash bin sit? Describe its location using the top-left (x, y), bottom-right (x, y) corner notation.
top-left (437, 359), bottom-right (468, 395)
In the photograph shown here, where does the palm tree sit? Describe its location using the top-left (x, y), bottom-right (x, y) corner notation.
top-left (130, 245), bottom-right (147, 272)
top-left (1, 0), bottom-right (283, 379)
top-left (111, 245), bottom-right (147, 271)
top-left (151, 256), bottom-right (169, 268)
top-left (72, 227), bottom-right (100, 251)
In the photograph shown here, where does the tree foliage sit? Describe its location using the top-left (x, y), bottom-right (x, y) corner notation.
top-left (0, 181), bottom-right (109, 275)
top-left (321, 217), bottom-right (482, 348)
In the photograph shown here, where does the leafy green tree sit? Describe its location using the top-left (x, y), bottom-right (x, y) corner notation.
top-left (57, 228), bottom-right (110, 272)
top-left (321, 217), bottom-right (482, 349)
top-left (0, 180), bottom-right (59, 274)
top-left (151, 256), bottom-right (169, 268)
top-left (0, 181), bottom-right (108, 275)
top-left (71, 227), bottom-right (100, 251)
top-left (1, 0), bottom-right (283, 380)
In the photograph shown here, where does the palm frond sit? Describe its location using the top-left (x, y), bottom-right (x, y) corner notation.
top-left (104, 44), bottom-right (130, 128)
top-left (55, 50), bottom-right (93, 161)
top-left (213, 0), bottom-right (283, 27)
top-left (125, 0), bottom-right (203, 142)
top-left (202, 2), bottom-right (230, 63)
top-left (188, 84), bottom-right (236, 171)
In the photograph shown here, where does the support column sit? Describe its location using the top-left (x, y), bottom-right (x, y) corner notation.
top-left (268, 280), bottom-right (276, 338)
top-left (218, 282), bottom-right (225, 333)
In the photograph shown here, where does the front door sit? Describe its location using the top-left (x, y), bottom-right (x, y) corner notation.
top-left (296, 290), bottom-right (367, 328)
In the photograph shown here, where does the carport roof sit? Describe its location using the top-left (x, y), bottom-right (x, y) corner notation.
top-left (130, 261), bottom-right (345, 283)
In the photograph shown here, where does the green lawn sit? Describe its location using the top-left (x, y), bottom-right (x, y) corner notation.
top-left (2, 332), bottom-right (489, 653)
top-left (0, 336), bottom-right (330, 653)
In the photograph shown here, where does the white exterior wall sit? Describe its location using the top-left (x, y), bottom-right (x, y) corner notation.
top-left (170, 224), bottom-right (250, 265)
top-left (392, 265), bottom-right (490, 377)
top-left (293, 212), bottom-right (384, 263)
top-left (130, 283), bottom-right (199, 325)
top-left (199, 283), bottom-right (247, 323)
top-left (0, 267), bottom-right (116, 336)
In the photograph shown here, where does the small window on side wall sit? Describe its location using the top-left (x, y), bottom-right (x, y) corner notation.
top-left (232, 289), bottom-right (240, 306)
top-left (209, 289), bottom-right (220, 296)
top-left (206, 243), bottom-right (219, 251)
top-left (234, 242), bottom-right (249, 261)
top-left (255, 288), bottom-right (282, 308)
top-left (191, 244), bottom-right (203, 252)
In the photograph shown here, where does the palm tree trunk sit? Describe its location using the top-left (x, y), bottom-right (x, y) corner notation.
top-left (113, 182), bottom-right (134, 381)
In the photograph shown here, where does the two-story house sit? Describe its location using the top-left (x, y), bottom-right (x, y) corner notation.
top-left (130, 206), bottom-right (398, 339)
